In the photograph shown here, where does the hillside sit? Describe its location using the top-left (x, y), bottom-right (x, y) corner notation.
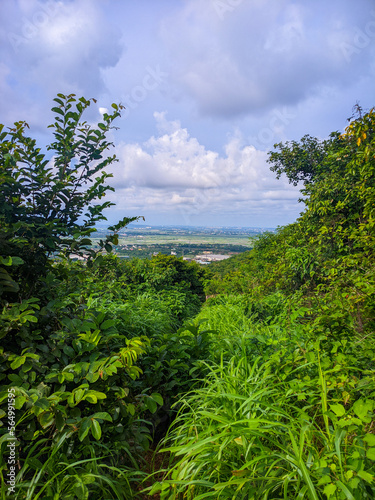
top-left (0, 96), bottom-right (374, 499)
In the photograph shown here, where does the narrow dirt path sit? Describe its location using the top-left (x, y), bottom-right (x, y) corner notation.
top-left (136, 447), bottom-right (170, 499)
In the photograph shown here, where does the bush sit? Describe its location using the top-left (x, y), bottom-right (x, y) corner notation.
top-left (0, 95), bottom-right (154, 497)
top-left (153, 332), bottom-right (375, 499)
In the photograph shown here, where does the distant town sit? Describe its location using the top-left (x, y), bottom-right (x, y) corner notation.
top-left (91, 225), bottom-right (276, 263)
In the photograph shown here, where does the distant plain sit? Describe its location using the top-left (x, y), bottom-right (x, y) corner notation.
top-left (92, 226), bottom-right (274, 258)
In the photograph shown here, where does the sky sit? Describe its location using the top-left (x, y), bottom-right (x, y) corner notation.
top-left (1, 0), bottom-right (374, 228)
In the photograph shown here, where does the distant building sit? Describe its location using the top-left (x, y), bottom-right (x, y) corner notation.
top-left (194, 254), bottom-right (231, 263)
top-left (69, 254), bottom-right (87, 261)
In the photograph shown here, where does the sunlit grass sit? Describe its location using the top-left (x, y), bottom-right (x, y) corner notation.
top-left (0, 434), bottom-right (143, 499)
top-left (148, 333), bottom-right (375, 499)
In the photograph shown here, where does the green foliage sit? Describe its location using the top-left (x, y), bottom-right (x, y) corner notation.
top-left (2, 95), bottom-right (375, 499)
top-left (0, 95), bottom-right (157, 497)
top-left (204, 251), bottom-right (254, 295)
top-left (0, 94), bottom-right (142, 297)
top-left (0, 435), bottom-right (141, 499)
top-left (151, 302), bottom-right (375, 499)
top-left (121, 254), bottom-right (205, 296)
top-left (0, 263), bottom-right (153, 476)
top-left (144, 106), bottom-right (375, 499)
top-left (135, 319), bottom-right (214, 399)
top-left (221, 107), bottom-right (375, 339)
top-left (267, 132), bottom-right (346, 186)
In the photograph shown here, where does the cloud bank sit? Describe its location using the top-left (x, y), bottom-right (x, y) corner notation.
top-left (160, 0), bottom-right (375, 118)
top-left (1, 0), bottom-right (373, 226)
top-left (0, 0), bottom-right (124, 126)
top-left (109, 112), bottom-right (302, 225)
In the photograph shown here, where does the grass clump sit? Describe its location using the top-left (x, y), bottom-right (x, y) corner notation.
top-left (153, 332), bottom-right (375, 499)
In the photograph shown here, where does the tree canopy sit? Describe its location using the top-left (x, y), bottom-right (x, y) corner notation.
top-left (0, 94), bottom-right (141, 297)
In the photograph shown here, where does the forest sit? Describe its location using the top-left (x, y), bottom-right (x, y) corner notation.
top-left (0, 95), bottom-right (374, 499)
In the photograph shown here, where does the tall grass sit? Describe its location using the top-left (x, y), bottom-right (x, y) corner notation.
top-left (197, 295), bottom-right (254, 336)
top-left (0, 434), bottom-right (143, 499)
top-left (148, 343), bottom-right (375, 499)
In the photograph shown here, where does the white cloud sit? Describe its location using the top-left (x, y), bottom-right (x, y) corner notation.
top-left (2, 0), bottom-right (372, 226)
top-left (160, 0), bottom-right (375, 118)
top-left (0, 0), bottom-right (124, 126)
top-left (108, 113), bottom-right (302, 225)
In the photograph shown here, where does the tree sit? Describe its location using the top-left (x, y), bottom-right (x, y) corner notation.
top-left (265, 106), bottom-right (375, 334)
top-left (0, 97), bottom-right (150, 489)
top-left (0, 93), bottom-right (141, 297)
top-left (267, 132), bottom-right (345, 186)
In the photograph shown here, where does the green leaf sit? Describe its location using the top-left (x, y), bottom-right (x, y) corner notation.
top-left (10, 257), bottom-right (24, 266)
top-left (330, 404), bottom-right (346, 417)
top-left (84, 390), bottom-right (106, 403)
top-left (55, 412), bottom-right (65, 431)
top-left (10, 356), bottom-right (26, 369)
top-left (39, 411), bottom-right (54, 428)
top-left (91, 412), bottom-right (112, 422)
top-left (51, 106), bottom-right (64, 115)
top-left (7, 374), bottom-right (23, 385)
top-left (82, 476), bottom-right (96, 485)
top-left (74, 389), bottom-right (85, 404)
top-left (73, 482), bottom-right (88, 500)
top-left (34, 398), bottom-right (50, 410)
top-left (127, 403), bottom-right (135, 416)
top-left (148, 482), bottom-right (162, 495)
top-left (21, 314), bottom-right (37, 323)
top-left (151, 393), bottom-right (164, 406)
top-left (91, 419), bottom-right (102, 440)
top-left (349, 477), bottom-right (360, 489)
top-left (366, 448), bottom-right (375, 460)
top-left (63, 345), bottom-right (76, 358)
top-left (14, 396), bottom-right (26, 409)
top-left (317, 475), bottom-right (331, 486)
top-left (353, 399), bottom-right (373, 420)
top-left (86, 371), bottom-right (99, 383)
top-left (101, 319), bottom-right (115, 330)
top-left (144, 396), bottom-right (157, 414)
top-left (364, 433), bottom-right (375, 446)
top-left (323, 483), bottom-right (337, 497)
top-left (26, 457), bottom-right (44, 470)
top-left (336, 480), bottom-right (355, 500)
top-left (357, 470), bottom-right (374, 483)
top-left (78, 418), bottom-right (92, 441)
top-left (85, 394), bottom-right (97, 404)
top-left (0, 256), bottom-right (12, 266)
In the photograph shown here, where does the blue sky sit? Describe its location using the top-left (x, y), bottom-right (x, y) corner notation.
top-left (1, 0), bottom-right (374, 227)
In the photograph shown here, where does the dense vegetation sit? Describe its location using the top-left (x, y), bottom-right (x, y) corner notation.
top-left (0, 97), bottom-right (374, 499)
top-left (113, 242), bottom-right (250, 260)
